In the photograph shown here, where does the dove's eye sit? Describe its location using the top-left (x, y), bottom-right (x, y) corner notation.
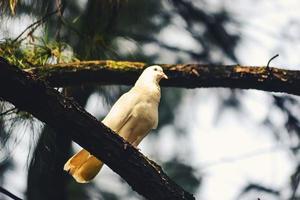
top-left (154, 68), bottom-right (158, 71)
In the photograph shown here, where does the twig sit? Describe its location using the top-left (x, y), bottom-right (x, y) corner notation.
top-left (56, 0), bottom-right (63, 17)
top-left (13, 4), bottom-right (63, 43)
top-left (200, 145), bottom-right (284, 170)
top-left (0, 186), bottom-right (22, 200)
top-left (267, 54), bottom-right (279, 69)
top-left (291, 171), bottom-right (300, 199)
top-left (291, 181), bottom-right (299, 200)
top-left (0, 107), bottom-right (17, 117)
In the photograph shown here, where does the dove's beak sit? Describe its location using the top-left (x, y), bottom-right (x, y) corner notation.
top-left (161, 72), bottom-right (168, 79)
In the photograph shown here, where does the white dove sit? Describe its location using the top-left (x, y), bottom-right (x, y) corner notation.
top-left (64, 65), bottom-right (168, 183)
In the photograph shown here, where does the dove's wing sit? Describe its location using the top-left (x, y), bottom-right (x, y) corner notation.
top-left (103, 87), bottom-right (158, 145)
top-left (64, 89), bottom-right (140, 183)
top-left (102, 88), bottom-right (140, 133)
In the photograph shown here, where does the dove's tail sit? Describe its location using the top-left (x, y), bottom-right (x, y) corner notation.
top-left (64, 149), bottom-right (103, 183)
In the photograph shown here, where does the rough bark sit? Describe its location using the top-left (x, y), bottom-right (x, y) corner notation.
top-left (25, 60), bottom-right (300, 96)
top-left (0, 58), bottom-right (194, 200)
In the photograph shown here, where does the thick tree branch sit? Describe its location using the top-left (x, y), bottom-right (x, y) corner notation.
top-left (25, 60), bottom-right (300, 96)
top-left (0, 58), bottom-right (194, 200)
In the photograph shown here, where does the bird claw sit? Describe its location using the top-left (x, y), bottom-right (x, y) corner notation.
top-left (135, 146), bottom-right (141, 151)
top-left (123, 143), bottom-right (140, 151)
top-left (191, 68), bottom-right (200, 77)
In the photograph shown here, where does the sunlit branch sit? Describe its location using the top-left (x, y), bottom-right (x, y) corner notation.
top-left (25, 60), bottom-right (300, 96)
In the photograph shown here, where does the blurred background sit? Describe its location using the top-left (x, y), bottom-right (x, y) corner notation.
top-left (1, 0), bottom-right (300, 199)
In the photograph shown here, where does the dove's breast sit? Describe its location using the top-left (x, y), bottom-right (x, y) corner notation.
top-left (133, 100), bottom-right (158, 126)
top-left (119, 99), bottom-right (159, 146)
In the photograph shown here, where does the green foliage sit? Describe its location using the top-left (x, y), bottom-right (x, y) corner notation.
top-left (0, 39), bottom-right (25, 67)
top-left (0, 37), bottom-right (79, 68)
top-left (9, 0), bottom-right (17, 15)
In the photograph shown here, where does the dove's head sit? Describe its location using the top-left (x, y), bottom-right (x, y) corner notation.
top-left (134, 65), bottom-right (167, 95)
top-left (140, 65), bottom-right (168, 83)
top-left (135, 65), bottom-right (168, 88)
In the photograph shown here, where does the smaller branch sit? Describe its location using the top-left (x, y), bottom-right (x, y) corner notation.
top-left (0, 186), bottom-right (22, 200)
top-left (200, 145), bottom-right (284, 170)
top-left (13, 5), bottom-right (62, 43)
top-left (291, 181), bottom-right (299, 200)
